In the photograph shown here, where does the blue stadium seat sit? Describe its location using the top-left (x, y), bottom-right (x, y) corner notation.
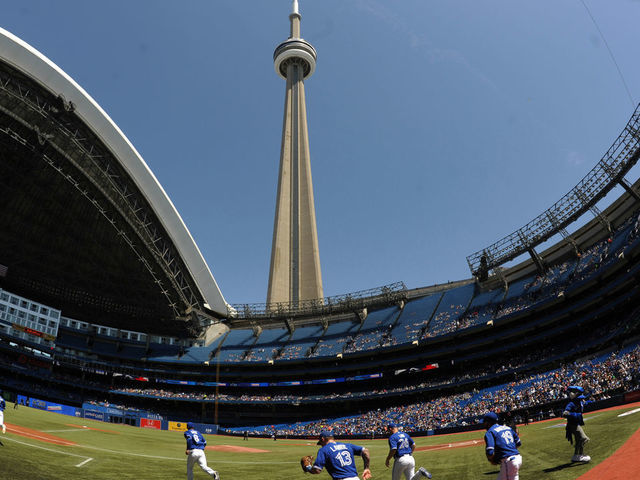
top-left (391, 294), bottom-right (440, 344)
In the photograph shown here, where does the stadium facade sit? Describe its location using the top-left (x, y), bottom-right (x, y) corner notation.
top-left (0, 5), bottom-right (639, 435)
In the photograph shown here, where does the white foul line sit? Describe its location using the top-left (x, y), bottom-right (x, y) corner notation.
top-left (2, 436), bottom-right (91, 462)
top-left (7, 427), bottom-right (75, 446)
top-left (75, 458), bottom-right (94, 468)
top-left (6, 432), bottom-right (294, 465)
top-left (618, 408), bottom-right (640, 417)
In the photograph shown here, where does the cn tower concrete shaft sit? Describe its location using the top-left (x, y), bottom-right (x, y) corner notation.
top-left (267, 3), bottom-right (323, 306)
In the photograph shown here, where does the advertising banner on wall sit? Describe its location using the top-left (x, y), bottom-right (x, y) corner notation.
top-left (193, 423), bottom-right (218, 435)
top-left (17, 395), bottom-right (81, 417)
top-left (83, 409), bottom-right (106, 422)
top-left (140, 418), bottom-right (161, 429)
top-left (168, 421), bottom-right (218, 435)
top-left (168, 421), bottom-right (189, 432)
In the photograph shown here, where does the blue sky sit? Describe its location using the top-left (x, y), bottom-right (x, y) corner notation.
top-left (4, 1), bottom-right (640, 305)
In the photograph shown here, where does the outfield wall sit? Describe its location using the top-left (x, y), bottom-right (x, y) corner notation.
top-left (15, 395), bottom-right (218, 434)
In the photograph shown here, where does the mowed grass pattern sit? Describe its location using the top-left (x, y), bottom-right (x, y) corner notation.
top-left (1, 402), bottom-right (639, 480)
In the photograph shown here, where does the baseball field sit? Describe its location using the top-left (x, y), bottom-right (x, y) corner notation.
top-left (2, 401), bottom-right (639, 480)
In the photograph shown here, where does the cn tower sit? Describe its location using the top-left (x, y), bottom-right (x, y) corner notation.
top-left (267, 0), bottom-right (323, 306)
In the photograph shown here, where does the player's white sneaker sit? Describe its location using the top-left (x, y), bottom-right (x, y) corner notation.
top-left (1, 424), bottom-right (5, 434)
top-left (577, 455), bottom-right (590, 463)
top-left (418, 467), bottom-right (432, 478)
top-left (211, 471), bottom-right (219, 480)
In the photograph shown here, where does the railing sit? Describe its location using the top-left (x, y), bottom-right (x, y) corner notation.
top-left (229, 282), bottom-right (407, 319)
top-left (467, 104), bottom-right (640, 276)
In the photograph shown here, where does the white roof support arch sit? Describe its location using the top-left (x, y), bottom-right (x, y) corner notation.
top-left (0, 27), bottom-right (229, 316)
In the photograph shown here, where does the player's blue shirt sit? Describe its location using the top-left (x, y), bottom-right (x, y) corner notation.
top-left (388, 431), bottom-right (414, 458)
top-left (564, 399), bottom-right (585, 426)
top-left (484, 424), bottom-right (521, 460)
top-left (184, 428), bottom-right (207, 450)
top-left (0, 396), bottom-right (5, 411)
top-left (314, 442), bottom-right (363, 479)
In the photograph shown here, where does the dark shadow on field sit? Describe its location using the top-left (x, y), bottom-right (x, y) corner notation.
top-left (483, 470), bottom-right (500, 475)
top-left (543, 462), bottom-right (581, 473)
top-left (0, 439), bottom-right (3, 446)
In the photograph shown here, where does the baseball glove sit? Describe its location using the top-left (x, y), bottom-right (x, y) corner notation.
top-left (301, 455), bottom-right (314, 473)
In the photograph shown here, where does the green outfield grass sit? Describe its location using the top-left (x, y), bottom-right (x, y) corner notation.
top-left (2, 402), bottom-right (638, 479)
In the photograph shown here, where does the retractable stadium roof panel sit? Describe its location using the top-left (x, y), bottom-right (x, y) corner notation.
top-left (0, 28), bottom-right (228, 337)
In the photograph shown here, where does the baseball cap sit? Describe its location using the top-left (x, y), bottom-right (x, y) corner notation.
top-left (483, 412), bottom-right (499, 424)
top-left (186, 422), bottom-right (195, 430)
top-left (317, 430), bottom-right (334, 445)
top-left (387, 423), bottom-right (397, 428)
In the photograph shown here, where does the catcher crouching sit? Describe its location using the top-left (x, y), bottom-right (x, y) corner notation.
top-left (301, 430), bottom-right (372, 480)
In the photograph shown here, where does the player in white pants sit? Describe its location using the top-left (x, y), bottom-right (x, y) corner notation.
top-left (0, 391), bottom-right (6, 434)
top-left (184, 422), bottom-right (219, 480)
top-left (385, 423), bottom-right (432, 480)
top-left (483, 413), bottom-right (522, 480)
top-left (187, 448), bottom-right (217, 480)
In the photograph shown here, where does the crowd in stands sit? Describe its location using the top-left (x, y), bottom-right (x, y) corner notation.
top-left (85, 399), bottom-right (144, 413)
top-left (277, 343), bottom-right (309, 360)
top-left (424, 303), bottom-right (467, 337)
top-left (446, 214), bottom-right (640, 338)
top-left (104, 307), bottom-right (635, 405)
top-left (226, 343), bottom-right (639, 436)
top-left (133, 333), bottom-right (640, 416)
top-left (343, 327), bottom-right (388, 354)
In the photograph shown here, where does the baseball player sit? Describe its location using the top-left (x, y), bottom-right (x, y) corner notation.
top-left (385, 423), bottom-right (432, 480)
top-left (483, 412), bottom-right (522, 480)
top-left (0, 390), bottom-right (6, 434)
top-left (303, 430), bottom-right (372, 480)
top-left (184, 422), bottom-right (219, 480)
top-left (562, 386), bottom-right (590, 463)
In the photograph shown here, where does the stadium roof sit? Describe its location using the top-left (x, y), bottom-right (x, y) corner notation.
top-left (0, 27), bottom-right (228, 335)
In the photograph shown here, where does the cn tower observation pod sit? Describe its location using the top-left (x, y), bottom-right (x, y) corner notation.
top-left (0, 27), bottom-right (228, 334)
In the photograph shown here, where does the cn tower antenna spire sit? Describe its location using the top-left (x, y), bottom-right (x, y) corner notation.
top-left (267, 2), bottom-right (323, 306)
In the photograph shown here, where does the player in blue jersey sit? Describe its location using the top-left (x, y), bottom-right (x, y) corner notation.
top-left (483, 412), bottom-right (522, 480)
top-left (562, 386), bottom-right (590, 463)
top-left (304, 430), bottom-right (371, 480)
top-left (0, 390), bottom-right (6, 434)
top-left (385, 423), bottom-right (432, 480)
top-left (184, 422), bottom-right (219, 480)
